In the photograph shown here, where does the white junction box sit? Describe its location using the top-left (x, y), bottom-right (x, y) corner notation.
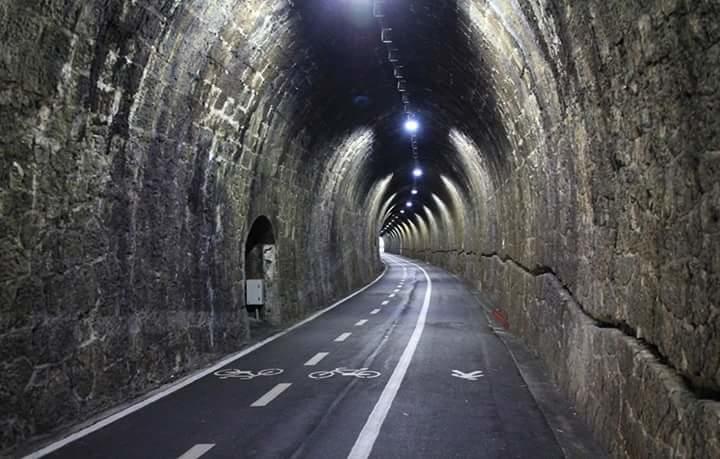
top-left (246, 279), bottom-right (264, 305)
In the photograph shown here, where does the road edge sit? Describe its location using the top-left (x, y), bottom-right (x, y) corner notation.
top-left (387, 254), bottom-right (607, 459)
top-left (461, 274), bottom-right (608, 459)
top-left (21, 264), bottom-right (390, 459)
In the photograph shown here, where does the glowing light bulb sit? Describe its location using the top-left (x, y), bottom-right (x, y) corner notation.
top-left (411, 188), bottom-right (418, 195)
top-left (404, 119), bottom-right (419, 133)
top-left (412, 167), bottom-right (423, 178)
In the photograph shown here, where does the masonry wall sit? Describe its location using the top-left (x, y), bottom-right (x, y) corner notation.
top-left (387, 1), bottom-right (720, 457)
top-left (0, 0), bottom-right (382, 451)
top-left (3, 0), bottom-right (719, 456)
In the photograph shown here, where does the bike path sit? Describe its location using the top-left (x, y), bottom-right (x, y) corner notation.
top-left (35, 255), bottom-right (602, 459)
top-left (256, 256), bottom-right (581, 459)
top-left (370, 261), bottom-right (562, 458)
top-left (41, 258), bottom-right (425, 458)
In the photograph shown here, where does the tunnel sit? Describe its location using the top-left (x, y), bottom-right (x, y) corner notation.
top-left (1, 0), bottom-right (719, 457)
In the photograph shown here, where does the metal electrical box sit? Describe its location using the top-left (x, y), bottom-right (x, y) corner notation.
top-left (246, 279), bottom-right (264, 305)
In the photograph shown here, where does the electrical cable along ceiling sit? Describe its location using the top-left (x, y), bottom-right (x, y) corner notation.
top-left (294, 0), bottom-right (511, 240)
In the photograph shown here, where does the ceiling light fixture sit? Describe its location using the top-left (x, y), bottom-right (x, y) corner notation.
top-left (404, 118), bottom-right (419, 133)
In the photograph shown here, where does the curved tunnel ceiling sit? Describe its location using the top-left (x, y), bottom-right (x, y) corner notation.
top-left (290, 0), bottom-right (524, 235)
top-left (3, 0), bottom-right (717, 455)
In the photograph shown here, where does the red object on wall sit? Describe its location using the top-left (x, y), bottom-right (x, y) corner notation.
top-left (492, 308), bottom-right (510, 330)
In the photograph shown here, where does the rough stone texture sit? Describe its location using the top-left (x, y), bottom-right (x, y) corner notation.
top-left (384, 1), bottom-right (720, 457)
top-left (2, 0), bottom-right (720, 457)
top-left (0, 0), bottom-right (383, 452)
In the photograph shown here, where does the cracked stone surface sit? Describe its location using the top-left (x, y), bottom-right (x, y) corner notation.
top-left (1, 0), bottom-right (719, 457)
top-left (383, 1), bottom-right (720, 458)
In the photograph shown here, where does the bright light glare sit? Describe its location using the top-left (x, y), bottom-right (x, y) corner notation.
top-left (400, 210), bottom-right (406, 214)
top-left (411, 188), bottom-right (418, 195)
top-left (404, 119), bottom-right (419, 133)
top-left (406, 201), bottom-right (413, 208)
top-left (412, 167), bottom-right (423, 178)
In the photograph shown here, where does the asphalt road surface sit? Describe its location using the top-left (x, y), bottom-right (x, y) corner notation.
top-left (29, 254), bottom-right (603, 459)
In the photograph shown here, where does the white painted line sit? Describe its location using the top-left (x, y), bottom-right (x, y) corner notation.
top-left (22, 266), bottom-right (390, 459)
top-left (389, 293), bottom-right (396, 298)
top-left (349, 258), bottom-right (432, 459)
top-left (250, 383), bottom-right (292, 407)
top-left (370, 308), bottom-right (381, 315)
top-left (334, 332), bottom-right (352, 342)
top-left (355, 319), bottom-right (368, 327)
top-left (393, 289), bottom-right (400, 293)
top-left (381, 300), bottom-right (389, 305)
top-left (304, 352), bottom-right (330, 366)
top-left (178, 444), bottom-right (215, 459)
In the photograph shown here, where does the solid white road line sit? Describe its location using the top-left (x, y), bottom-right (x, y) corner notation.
top-left (334, 332), bottom-right (352, 342)
top-left (23, 267), bottom-right (390, 458)
top-left (355, 319), bottom-right (368, 327)
top-left (304, 352), bottom-right (330, 366)
top-left (178, 444), bottom-right (215, 459)
top-left (381, 300), bottom-right (389, 305)
top-left (250, 383), bottom-right (292, 407)
top-left (348, 257), bottom-right (433, 459)
top-left (370, 308), bottom-right (381, 315)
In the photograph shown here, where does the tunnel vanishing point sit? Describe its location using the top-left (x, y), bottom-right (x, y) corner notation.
top-left (1, 0), bottom-right (719, 457)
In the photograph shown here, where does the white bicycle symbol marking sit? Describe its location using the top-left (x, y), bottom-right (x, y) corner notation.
top-left (214, 368), bottom-right (284, 380)
top-left (308, 367), bottom-right (381, 380)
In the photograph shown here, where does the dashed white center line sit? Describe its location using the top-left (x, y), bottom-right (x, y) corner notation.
top-left (393, 289), bottom-right (400, 293)
top-left (355, 319), bottom-right (368, 327)
top-left (381, 300), bottom-right (389, 305)
top-left (304, 352), bottom-right (330, 366)
top-left (389, 293), bottom-right (396, 298)
top-left (370, 308), bottom-right (381, 315)
top-left (334, 332), bottom-right (352, 342)
top-left (250, 383), bottom-right (292, 407)
top-left (178, 444), bottom-right (215, 459)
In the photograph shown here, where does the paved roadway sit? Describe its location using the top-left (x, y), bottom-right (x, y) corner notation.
top-left (30, 254), bottom-right (603, 459)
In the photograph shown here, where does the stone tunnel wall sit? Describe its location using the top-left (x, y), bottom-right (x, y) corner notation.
top-left (0, 0), bottom-right (382, 452)
top-left (387, 0), bottom-right (720, 457)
